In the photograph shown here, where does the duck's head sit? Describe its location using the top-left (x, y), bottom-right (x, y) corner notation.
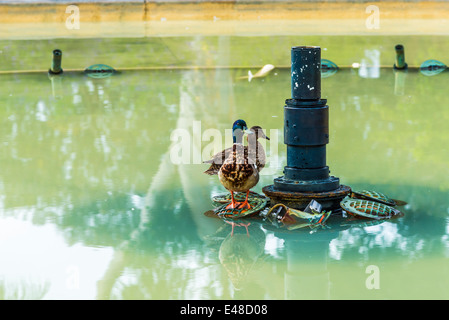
top-left (232, 119), bottom-right (249, 143)
top-left (249, 126), bottom-right (270, 141)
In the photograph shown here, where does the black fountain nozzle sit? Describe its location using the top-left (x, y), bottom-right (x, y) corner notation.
top-left (262, 46), bottom-right (350, 211)
top-left (291, 46), bottom-right (321, 100)
top-left (394, 44), bottom-right (407, 70)
top-left (49, 49), bottom-right (63, 75)
top-left (278, 46), bottom-right (338, 192)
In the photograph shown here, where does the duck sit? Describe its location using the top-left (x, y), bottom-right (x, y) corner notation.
top-left (203, 125), bottom-right (270, 176)
top-left (204, 121), bottom-right (268, 210)
top-left (245, 125), bottom-right (270, 173)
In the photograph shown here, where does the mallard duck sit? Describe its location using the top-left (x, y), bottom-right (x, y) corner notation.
top-left (213, 121), bottom-right (264, 210)
top-left (246, 125), bottom-right (269, 172)
top-left (204, 125), bottom-right (269, 175)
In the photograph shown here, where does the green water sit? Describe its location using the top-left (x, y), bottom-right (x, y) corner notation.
top-left (3, 35), bottom-right (449, 71)
top-left (1, 36), bottom-right (449, 300)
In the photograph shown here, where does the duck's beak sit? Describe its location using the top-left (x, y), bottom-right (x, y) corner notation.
top-left (261, 131), bottom-right (270, 140)
top-left (244, 129), bottom-right (254, 135)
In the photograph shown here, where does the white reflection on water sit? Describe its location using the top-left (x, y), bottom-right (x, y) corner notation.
top-left (329, 222), bottom-right (407, 261)
top-left (358, 49), bottom-right (380, 79)
top-left (0, 216), bottom-right (113, 299)
top-left (35, 101), bottom-right (48, 122)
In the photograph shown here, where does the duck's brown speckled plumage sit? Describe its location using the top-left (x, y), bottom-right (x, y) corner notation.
top-left (218, 143), bottom-right (259, 193)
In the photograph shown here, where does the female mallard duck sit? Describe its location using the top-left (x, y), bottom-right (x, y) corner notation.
top-left (204, 125), bottom-right (269, 175)
top-left (204, 121), bottom-right (268, 210)
top-left (246, 125), bottom-right (269, 172)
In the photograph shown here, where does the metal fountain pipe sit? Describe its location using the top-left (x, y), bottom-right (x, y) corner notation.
top-left (285, 46), bottom-right (327, 179)
top-left (263, 46), bottom-right (350, 211)
top-left (49, 49), bottom-right (63, 74)
top-left (277, 46), bottom-right (338, 192)
top-left (291, 46), bottom-right (321, 100)
top-left (394, 44), bottom-right (407, 70)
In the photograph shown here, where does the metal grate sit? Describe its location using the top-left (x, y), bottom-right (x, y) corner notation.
top-left (212, 192), bottom-right (268, 219)
top-left (352, 190), bottom-right (397, 206)
top-left (340, 197), bottom-right (401, 220)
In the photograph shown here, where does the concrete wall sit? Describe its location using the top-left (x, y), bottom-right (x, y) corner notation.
top-left (2, 1), bottom-right (448, 23)
top-left (1, 1), bottom-right (448, 38)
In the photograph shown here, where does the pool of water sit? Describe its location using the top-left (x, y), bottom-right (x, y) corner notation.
top-left (1, 36), bottom-right (449, 300)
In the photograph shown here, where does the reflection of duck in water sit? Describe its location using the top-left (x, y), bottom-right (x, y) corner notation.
top-left (203, 212), bottom-right (267, 291)
top-left (224, 220), bottom-right (251, 237)
top-left (204, 122), bottom-right (269, 210)
top-left (218, 222), bottom-right (266, 290)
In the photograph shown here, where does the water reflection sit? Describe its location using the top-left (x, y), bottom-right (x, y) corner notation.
top-left (282, 233), bottom-right (334, 299)
top-left (205, 221), bottom-right (266, 291)
top-left (1, 38), bottom-right (449, 298)
top-left (0, 278), bottom-right (49, 300)
top-left (48, 73), bottom-right (63, 99)
top-left (358, 49), bottom-right (380, 79)
top-left (95, 36), bottom-right (240, 299)
top-left (393, 69), bottom-right (407, 96)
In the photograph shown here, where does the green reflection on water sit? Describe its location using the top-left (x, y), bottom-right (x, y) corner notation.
top-left (1, 36), bottom-right (449, 300)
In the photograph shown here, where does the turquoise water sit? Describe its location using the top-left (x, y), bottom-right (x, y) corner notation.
top-left (1, 37), bottom-right (449, 299)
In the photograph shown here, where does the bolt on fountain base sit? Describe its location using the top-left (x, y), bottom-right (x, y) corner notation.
top-left (262, 182), bottom-right (351, 214)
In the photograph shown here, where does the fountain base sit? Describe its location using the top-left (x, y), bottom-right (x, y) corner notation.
top-left (262, 184), bottom-right (351, 213)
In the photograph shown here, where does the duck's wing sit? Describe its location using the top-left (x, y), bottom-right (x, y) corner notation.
top-left (203, 146), bottom-right (233, 175)
top-left (204, 146), bottom-right (233, 164)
